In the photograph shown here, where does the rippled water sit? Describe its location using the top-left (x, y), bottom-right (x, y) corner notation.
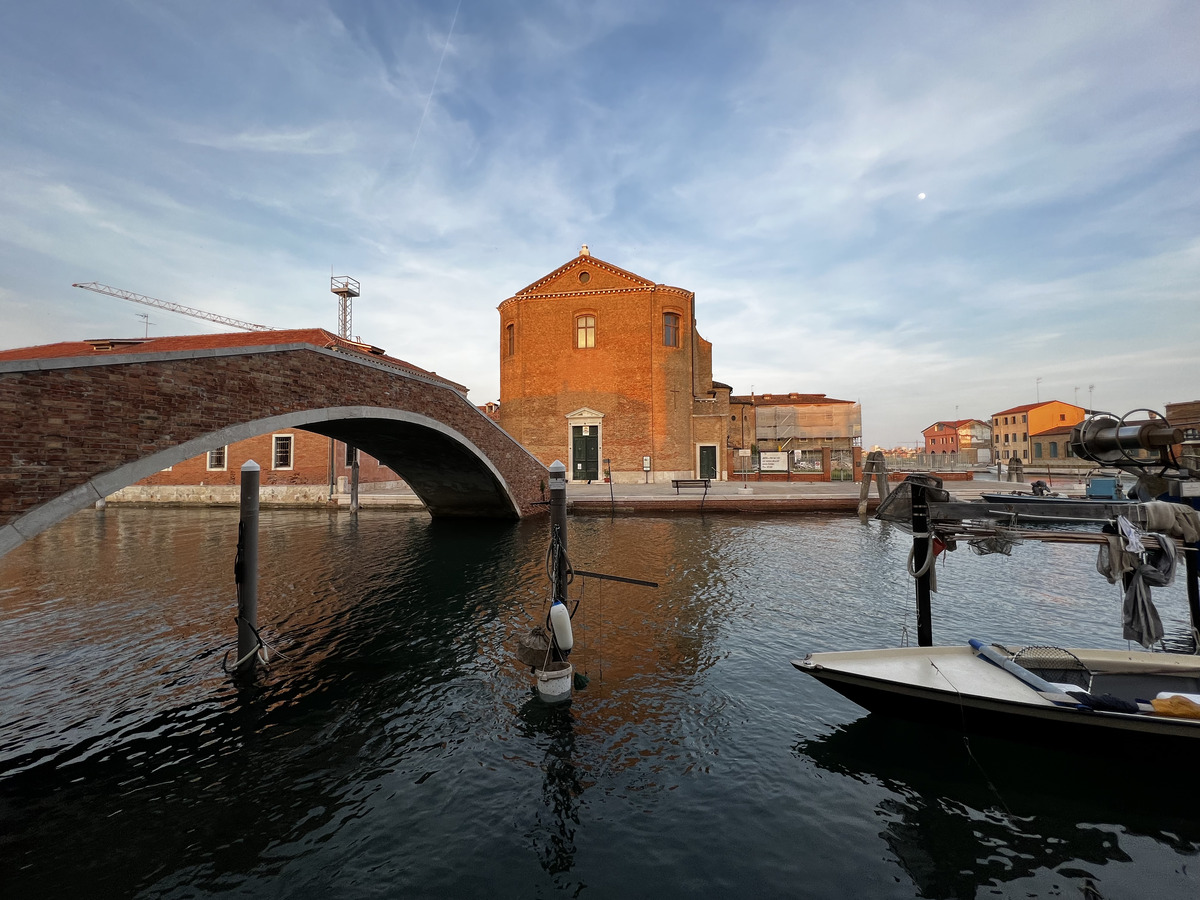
top-left (1, 508), bottom-right (1197, 898)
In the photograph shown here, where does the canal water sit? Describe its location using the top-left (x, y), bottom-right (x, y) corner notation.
top-left (1, 508), bottom-right (1197, 898)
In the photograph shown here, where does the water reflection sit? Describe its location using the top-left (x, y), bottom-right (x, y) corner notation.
top-left (795, 714), bottom-right (1200, 898)
top-left (3, 509), bottom-right (1200, 897)
top-left (516, 699), bottom-right (583, 884)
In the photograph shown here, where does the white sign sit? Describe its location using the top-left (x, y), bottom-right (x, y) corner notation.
top-left (738, 449), bottom-right (751, 457)
top-left (759, 451), bottom-right (789, 472)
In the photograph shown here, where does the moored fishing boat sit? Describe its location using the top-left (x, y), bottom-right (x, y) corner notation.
top-left (795, 410), bottom-right (1200, 755)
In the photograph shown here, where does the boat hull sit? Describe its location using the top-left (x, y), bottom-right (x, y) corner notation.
top-left (794, 646), bottom-right (1200, 755)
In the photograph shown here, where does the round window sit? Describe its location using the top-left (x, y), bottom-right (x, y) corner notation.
top-left (579, 271), bottom-right (590, 284)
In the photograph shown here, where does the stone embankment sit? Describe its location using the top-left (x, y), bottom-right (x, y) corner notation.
top-left (104, 475), bottom-right (1085, 515)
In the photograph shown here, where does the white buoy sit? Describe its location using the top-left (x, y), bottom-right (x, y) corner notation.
top-left (548, 600), bottom-right (573, 651)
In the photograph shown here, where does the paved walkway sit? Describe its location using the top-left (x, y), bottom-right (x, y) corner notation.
top-left (349, 474), bottom-right (1089, 515)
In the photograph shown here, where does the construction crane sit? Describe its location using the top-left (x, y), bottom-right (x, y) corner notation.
top-left (72, 282), bottom-right (274, 332)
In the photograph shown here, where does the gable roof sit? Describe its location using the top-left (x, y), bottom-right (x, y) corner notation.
top-left (512, 253), bottom-right (656, 297)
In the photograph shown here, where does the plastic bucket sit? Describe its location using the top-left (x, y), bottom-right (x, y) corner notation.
top-left (535, 661), bottom-right (574, 704)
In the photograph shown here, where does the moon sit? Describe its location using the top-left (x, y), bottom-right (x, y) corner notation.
top-left (918, 192), bottom-right (926, 200)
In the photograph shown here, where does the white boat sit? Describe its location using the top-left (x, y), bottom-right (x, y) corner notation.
top-left (794, 411), bottom-right (1200, 756)
top-left (793, 644), bottom-right (1200, 753)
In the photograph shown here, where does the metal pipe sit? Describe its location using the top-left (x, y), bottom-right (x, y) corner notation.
top-left (235, 460), bottom-right (261, 671)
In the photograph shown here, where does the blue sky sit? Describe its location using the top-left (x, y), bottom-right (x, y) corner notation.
top-left (2, 1), bottom-right (1197, 447)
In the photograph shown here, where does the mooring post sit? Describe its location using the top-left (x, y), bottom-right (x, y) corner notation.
top-left (911, 479), bottom-right (933, 647)
top-left (350, 448), bottom-right (360, 514)
top-left (549, 460), bottom-right (568, 604)
top-left (235, 460), bottom-right (261, 671)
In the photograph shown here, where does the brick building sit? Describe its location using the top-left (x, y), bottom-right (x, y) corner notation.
top-left (922, 418), bottom-right (992, 462)
top-left (498, 247), bottom-right (733, 483)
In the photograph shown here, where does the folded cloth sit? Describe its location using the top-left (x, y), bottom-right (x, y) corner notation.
top-left (1142, 501), bottom-right (1200, 543)
top-left (1150, 694), bottom-right (1200, 719)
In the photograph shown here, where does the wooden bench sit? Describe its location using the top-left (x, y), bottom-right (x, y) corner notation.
top-left (672, 478), bottom-right (711, 494)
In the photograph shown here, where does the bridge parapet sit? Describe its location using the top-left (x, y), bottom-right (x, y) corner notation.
top-left (0, 335), bottom-right (547, 557)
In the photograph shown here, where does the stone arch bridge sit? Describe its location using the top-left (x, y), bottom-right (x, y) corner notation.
top-left (0, 330), bottom-right (548, 559)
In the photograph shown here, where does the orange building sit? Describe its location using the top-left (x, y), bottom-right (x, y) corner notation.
top-left (498, 247), bottom-right (731, 483)
top-left (990, 401), bottom-right (1085, 461)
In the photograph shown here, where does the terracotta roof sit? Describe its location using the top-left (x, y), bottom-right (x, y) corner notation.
top-left (991, 400), bottom-right (1083, 417)
top-left (1031, 424), bottom-right (1077, 437)
top-left (991, 402), bottom-right (1043, 416)
top-left (728, 392), bottom-right (855, 407)
top-left (0, 329), bottom-right (467, 391)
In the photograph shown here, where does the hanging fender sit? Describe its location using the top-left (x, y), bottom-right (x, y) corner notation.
top-left (548, 600), bottom-right (574, 652)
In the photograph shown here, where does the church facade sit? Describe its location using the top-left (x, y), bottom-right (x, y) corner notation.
top-left (498, 247), bottom-right (732, 484)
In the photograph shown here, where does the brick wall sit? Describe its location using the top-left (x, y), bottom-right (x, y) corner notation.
top-left (1, 345), bottom-right (547, 533)
top-left (498, 253), bottom-right (722, 481)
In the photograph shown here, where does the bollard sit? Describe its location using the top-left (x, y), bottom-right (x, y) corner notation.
top-left (235, 460), bottom-right (261, 671)
top-left (350, 448), bottom-right (360, 514)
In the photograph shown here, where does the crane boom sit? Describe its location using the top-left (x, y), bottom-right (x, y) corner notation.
top-left (72, 282), bottom-right (274, 332)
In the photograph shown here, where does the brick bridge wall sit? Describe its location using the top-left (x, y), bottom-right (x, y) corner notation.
top-left (0, 342), bottom-right (548, 556)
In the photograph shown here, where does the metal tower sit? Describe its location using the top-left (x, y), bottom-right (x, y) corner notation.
top-left (331, 276), bottom-right (360, 339)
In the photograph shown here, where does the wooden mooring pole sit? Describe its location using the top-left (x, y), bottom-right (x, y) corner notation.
top-left (910, 479), bottom-right (934, 647)
top-left (235, 460), bottom-right (261, 672)
top-left (857, 450), bottom-right (891, 520)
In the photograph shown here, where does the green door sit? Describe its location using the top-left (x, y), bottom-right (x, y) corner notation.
top-left (572, 426), bottom-right (599, 481)
top-left (699, 445), bottom-right (717, 480)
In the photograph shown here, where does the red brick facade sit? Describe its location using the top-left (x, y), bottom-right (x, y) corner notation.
top-left (498, 249), bottom-right (730, 483)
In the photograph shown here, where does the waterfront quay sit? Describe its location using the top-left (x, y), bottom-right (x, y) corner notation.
top-left (329, 472), bottom-right (1031, 514)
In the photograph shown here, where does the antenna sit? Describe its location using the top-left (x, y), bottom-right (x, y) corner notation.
top-left (331, 276), bottom-right (360, 339)
top-left (135, 313), bottom-right (153, 338)
top-left (73, 282), bottom-right (273, 331)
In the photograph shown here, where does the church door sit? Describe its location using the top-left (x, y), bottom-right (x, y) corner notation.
top-left (572, 425), bottom-right (599, 481)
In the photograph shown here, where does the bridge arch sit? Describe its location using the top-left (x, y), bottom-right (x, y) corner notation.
top-left (0, 335), bottom-right (548, 559)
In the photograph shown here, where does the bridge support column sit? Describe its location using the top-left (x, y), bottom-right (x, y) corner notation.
top-left (235, 460), bottom-right (261, 672)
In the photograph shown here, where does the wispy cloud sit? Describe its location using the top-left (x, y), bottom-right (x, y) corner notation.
top-left (0, 0), bottom-right (1196, 444)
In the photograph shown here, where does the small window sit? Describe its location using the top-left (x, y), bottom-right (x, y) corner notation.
top-left (576, 315), bottom-right (595, 349)
top-left (1022, 415), bottom-right (1027, 423)
top-left (506, 323), bottom-right (514, 356)
top-left (1049, 443), bottom-right (1059, 458)
top-left (207, 446), bottom-right (227, 471)
top-left (1022, 432), bottom-right (1027, 441)
top-left (345, 443), bottom-right (357, 467)
top-left (663, 312), bottom-right (680, 347)
top-left (1033, 443), bottom-right (1043, 459)
top-left (1059, 413), bottom-right (1066, 421)
top-left (273, 434), bottom-right (293, 470)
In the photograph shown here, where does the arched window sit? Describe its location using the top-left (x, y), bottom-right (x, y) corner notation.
top-left (576, 315), bottom-right (595, 349)
top-left (506, 323), bottom-right (514, 356)
top-left (663, 312), bottom-right (680, 347)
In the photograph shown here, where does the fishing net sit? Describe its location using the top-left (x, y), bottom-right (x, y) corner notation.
top-left (516, 626), bottom-right (551, 668)
top-left (874, 474), bottom-right (951, 527)
top-left (1012, 645), bottom-right (1090, 689)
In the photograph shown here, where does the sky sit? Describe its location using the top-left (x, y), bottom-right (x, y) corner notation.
top-left (1, 1), bottom-right (1197, 448)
